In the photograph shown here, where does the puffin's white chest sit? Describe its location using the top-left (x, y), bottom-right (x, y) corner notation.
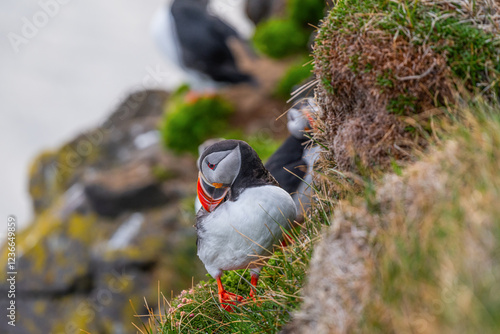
top-left (197, 185), bottom-right (296, 277)
top-left (294, 145), bottom-right (321, 214)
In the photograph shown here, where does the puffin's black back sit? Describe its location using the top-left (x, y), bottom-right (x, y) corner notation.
top-left (265, 136), bottom-right (307, 194)
top-left (171, 0), bottom-right (253, 84)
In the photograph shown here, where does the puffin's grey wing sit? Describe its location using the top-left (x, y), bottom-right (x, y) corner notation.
top-left (171, 1), bottom-right (252, 83)
top-left (195, 208), bottom-right (210, 250)
top-left (265, 136), bottom-right (307, 194)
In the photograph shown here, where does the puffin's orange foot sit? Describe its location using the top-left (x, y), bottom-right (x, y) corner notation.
top-left (245, 273), bottom-right (261, 305)
top-left (219, 290), bottom-right (243, 312)
top-left (246, 290), bottom-right (261, 306)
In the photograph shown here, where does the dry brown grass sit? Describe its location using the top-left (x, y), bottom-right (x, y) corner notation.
top-left (287, 99), bottom-right (500, 333)
top-left (283, 206), bottom-right (373, 334)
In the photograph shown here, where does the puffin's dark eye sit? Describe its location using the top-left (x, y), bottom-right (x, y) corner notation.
top-left (207, 162), bottom-right (217, 170)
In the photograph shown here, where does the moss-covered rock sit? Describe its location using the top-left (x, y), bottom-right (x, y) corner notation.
top-left (313, 0), bottom-right (500, 172)
top-left (0, 90), bottom-right (208, 334)
top-left (289, 101), bottom-right (500, 333)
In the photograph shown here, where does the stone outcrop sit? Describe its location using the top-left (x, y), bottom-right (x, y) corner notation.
top-left (0, 90), bottom-right (205, 334)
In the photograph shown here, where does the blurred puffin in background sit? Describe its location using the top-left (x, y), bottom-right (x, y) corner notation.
top-left (245, 0), bottom-right (275, 25)
top-left (265, 97), bottom-right (320, 220)
top-left (152, 0), bottom-right (255, 91)
top-left (196, 140), bottom-right (296, 311)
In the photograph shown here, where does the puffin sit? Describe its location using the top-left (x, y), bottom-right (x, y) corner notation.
top-left (265, 98), bottom-right (320, 219)
top-left (196, 140), bottom-right (296, 310)
top-left (151, 0), bottom-right (255, 90)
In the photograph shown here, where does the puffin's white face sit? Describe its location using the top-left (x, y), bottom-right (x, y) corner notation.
top-left (197, 146), bottom-right (241, 212)
top-left (287, 98), bottom-right (318, 139)
top-left (287, 107), bottom-right (310, 139)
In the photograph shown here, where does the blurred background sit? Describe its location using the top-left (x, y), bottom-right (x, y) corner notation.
top-left (0, 0), bottom-right (253, 235)
top-left (0, 0), bottom-right (323, 332)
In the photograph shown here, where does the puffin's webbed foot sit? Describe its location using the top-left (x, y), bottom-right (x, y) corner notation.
top-left (216, 276), bottom-right (243, 312)
top-left (219, 290), bottom-right (244, 312)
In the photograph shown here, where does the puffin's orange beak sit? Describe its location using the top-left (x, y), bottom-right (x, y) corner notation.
top-left (197, 174), bottom-right (229, 212)
top-left (305, 111), bottom-right (315, 130)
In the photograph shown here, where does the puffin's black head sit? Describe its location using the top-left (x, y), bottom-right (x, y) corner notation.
top-left (197, 140), bottom-right (277, 212)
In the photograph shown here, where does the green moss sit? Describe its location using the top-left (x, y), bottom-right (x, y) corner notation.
top-left (275, 57), bottom-right (314, 99)
top-left (253, 19), bottom-right (309, 59)
top-left (160, 91), bottom-right (234, 154)
top-left (431, 18), bottom-right (500, 93)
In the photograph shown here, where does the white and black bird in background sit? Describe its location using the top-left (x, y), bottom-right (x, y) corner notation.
top-left (195, 140), bottom-right (296, 310)
top-left (152, 0), bottom-right (255, 90)
top-left (265, 97), bottom-right (320, 219)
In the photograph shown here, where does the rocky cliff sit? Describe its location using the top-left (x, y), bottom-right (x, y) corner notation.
top-left (1, 90), bottom-right (208, 333)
